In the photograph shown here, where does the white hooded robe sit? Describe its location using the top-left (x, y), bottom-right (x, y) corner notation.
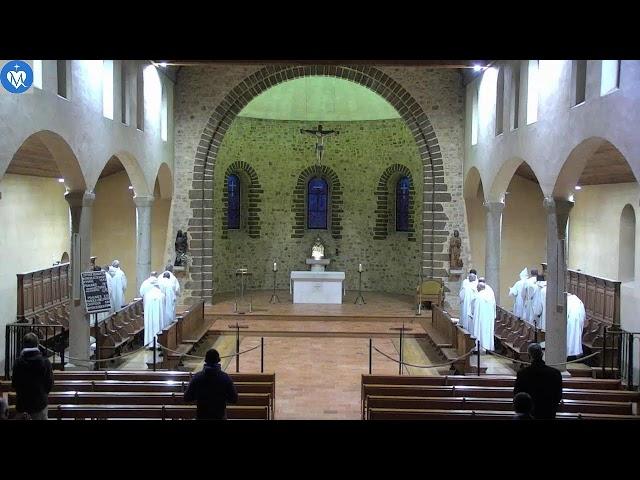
top-left (143, 281), bottom-right (165, 346)
top-left (459, 279), bottom-right (478, 331)
top-left (472, 288), bottom-right (496, 351)
top-left (158, 275), bottom-right (177, 329)
top-left (532, 281), bottom-right (547, 330)
top-left (521, 276), bottom-right (539, 323)
top-left (509, 268), bottom-right (529, 318)
top-left (139, 275), bottom-right (157, 298)
top-left (566, 294), bottom-right (586, 357)
top-left (109, 266), bottom-right (127, 311)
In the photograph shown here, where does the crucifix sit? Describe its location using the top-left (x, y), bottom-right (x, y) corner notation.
top-left (299, 124), bottom-right (339, 164)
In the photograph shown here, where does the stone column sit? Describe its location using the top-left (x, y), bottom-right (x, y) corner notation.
top-left (64, 190), bottom-right (95, 369)
top-left (134, 195), bottom-right (154, 293)
top-left (484, 201), bottom-right (505, 303)
top-left (543, 197), bottom-right (574, 371)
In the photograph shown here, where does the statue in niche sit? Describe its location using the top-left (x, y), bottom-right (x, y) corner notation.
top-left (311, 237), bottom-right (325, 260)
top-left (174, 230), bottom-right (189, 267)
top-left (449, 230), bottom-right (463, 270)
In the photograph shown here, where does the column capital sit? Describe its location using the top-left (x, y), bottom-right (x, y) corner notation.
top-left (64, 190), bottom-right (95, 208)
top-left (483, 201), bottom-right (505, 213)
top-left (543, 196), bottom-right (574, 215)
top-left (133, 195), bottom-right (155, 208)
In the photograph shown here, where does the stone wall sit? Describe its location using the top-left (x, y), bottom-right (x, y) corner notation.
top-left (170, 65), bottom-right (467, 305)
top-left (212, 116), bottom-right (422, 294)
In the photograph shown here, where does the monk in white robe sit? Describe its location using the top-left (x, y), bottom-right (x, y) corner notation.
top-left (461, 269), bottom-right (478, 291)
top-left (459, 273), bottom-right (478, 331)
top-left (140, 272), bottom-right (159, 298)
top-left (158, 271), bottom-right (177, 329)
top-left (109, 260), bottom-right (128, 311)
top-left (566, 294), bottom-right (586, 357)
top-left (508, 268), bottom-right (529, 318)
top-left (165, 264), bottom-right (181, 297)
top-left (472, 282), bottom-right (496, 352)
top-left (520, 269), bottom-right (539, 323)
top-left (532, 280), bottom-right (547, 330)
top-left (143, 278), bottom-right (164, 348)
top-left (477, 277), bottom-right (495, 304)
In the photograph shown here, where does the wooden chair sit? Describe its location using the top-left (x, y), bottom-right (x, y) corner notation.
top-left (416, 278), bottom-right (444, 309)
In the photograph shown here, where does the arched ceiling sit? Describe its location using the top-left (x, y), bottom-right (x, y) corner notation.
top-left (237, 76), bottom-right (400, 121)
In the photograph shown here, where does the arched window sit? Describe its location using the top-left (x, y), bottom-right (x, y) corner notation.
top-left (619, 204), bottom-right (636, 281)
top-left (308, 177), bottom-right (328, 229)
top-left (227, 174), bottom-right (241, 230)
top-left (396, 176), bottom-right (410, 231)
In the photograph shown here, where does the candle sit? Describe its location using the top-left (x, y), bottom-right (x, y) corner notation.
top-left (273, 262), bottom-right (277, 272)
top-left (358, 263), bottom-right (363, 272)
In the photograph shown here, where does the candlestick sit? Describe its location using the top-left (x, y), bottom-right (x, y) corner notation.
top-left (358, 263), bottom-right (363, 272)
top-left (273, 261), bottom-right (277, 272)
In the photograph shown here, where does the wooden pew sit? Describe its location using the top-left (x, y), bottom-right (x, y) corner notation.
top-left (368, 408), bottom-right (640, 421)
top-left (361, 374), bottom-right (623, 390)
top-left (7, 404), bottom-right (269, 420)
top-left (8, 392), bottom-right (272, 419)
top-left (365, 395), bottom-right (633, 418)
top-left (156, 301), bottom-right (209, 368)
top-left (95, 299), bottom-right (144, 360)
top-left (429, 306), bottom-right (477, 374)
top-left (360, 384), bottom-right (640, 417)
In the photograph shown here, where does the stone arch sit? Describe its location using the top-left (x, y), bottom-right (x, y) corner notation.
top-left (108, 151), bottom-right (151, 197)
top-left (553, 137), bottom-right (638, 199)
top-left (221, 161), bottom-right (262, 239)
top-left (374, 163), bottom-right (416, 242)
top-left (291, 164), bottom-right (342, 240)
top-left (155, 162), bottom-right (173, 199)
top-left (7, 130), bottom-right (86, 191)
top-left (463, 166), bottom-right (484, 200)
top-left (188, 65), bottom-right (447, 301)
top-left (488, 157), bottom-right (540, 202)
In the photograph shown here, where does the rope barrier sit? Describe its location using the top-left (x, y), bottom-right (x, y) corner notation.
top-left (372, 345), bottom-right (476, 369)
top-left (40, 341), bottom-right (154, 363)
top-left (157, 342), bottom-right (260, 360)
top-left (482, 347), bottom-right (601, 367)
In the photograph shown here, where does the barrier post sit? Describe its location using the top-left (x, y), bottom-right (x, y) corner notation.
top-left (236, 324), bottom-right (240, 373)
top-left (627, 334), bottom-right (633, 390)
top-left (602, 327), bottom-right (607, 379)
top-left (369, 338), bottom-right (372, 374)
top-left (476, 340), bottom-right (481, 376)
top-left (153, 337), bottom-right (157, 372)
top-left (261, 337), bottom-right (264, 373)
top-left (399, 327), bottom-right (404, 375)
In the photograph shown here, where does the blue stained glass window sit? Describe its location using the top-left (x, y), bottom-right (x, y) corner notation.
top-left (227, 174), bottom-right (240, 229)
top-left (307, 177), bottom-right (328, 229)
top-left (396, 176), bottom-right (410, 232)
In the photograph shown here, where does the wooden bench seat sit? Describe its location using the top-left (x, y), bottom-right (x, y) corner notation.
top-left (365, 395), bottom-right (633, 418)
top-left (368, 408), bottom-right (640, 421)
top-left (9, 404), bottom-right (269, 420)
top-left (361, 374), bottom-right (623, 390)
top-left (8, 391), bottom-right (272, 419)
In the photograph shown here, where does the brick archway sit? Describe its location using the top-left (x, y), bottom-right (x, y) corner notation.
top-left (187, 65), bottom-right (449, 301)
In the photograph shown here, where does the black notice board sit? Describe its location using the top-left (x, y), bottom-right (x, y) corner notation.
top-left (81, 271), bottom-right (112, 314)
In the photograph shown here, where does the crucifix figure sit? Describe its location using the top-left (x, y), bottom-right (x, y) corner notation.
top-left (300, 124), bottom-right (339, 164)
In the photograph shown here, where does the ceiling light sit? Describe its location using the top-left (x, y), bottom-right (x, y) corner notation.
top-left (473, 65), bottom-right (482, 72)
top-left (574, 185), bottom-right (582, 190)
top-left (128, 186), bottom-right (134, 190)
top-left (58, 178), bottom-right (65, 183)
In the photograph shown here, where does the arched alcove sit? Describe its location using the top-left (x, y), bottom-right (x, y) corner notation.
top-left (619, 204), bottom-right (636, 281)
top-left (188, 65), bottom-right (448, 302)
top-left (91, 156), bottom-right (137, 301)
top-left (464, 167), bottom-right (486, 274)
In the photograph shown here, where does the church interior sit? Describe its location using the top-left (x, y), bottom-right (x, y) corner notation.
top-left (1, 59), bottom-right (639, 420)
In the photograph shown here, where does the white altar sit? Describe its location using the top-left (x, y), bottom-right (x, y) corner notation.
top-left (290, 271), bottom-right (345, 304)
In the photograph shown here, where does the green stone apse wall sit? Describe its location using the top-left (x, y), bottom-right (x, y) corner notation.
top-left (213, 116), bottom-right (422, 295)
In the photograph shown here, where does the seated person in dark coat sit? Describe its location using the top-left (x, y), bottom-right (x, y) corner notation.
top-left (11, 333), bottom-right (54, 420)
top-left (514, 343), bottom-right (563, 419)
top-left (184, 348), bottom-right (238, 420)
top-left (513, 392), bottom-right (534, 420)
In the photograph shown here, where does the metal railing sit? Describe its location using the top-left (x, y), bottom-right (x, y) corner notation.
top-left (602, 328), bottom-right (640, 390)
top-left (5, 322), bottom-right (67, 380)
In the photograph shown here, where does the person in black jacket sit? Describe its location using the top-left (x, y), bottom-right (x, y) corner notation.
top-left (514, 343), bottom-right (563, 419)
top-left (513, 392), bottom-right (534, 420)
top-left (11, 333), bottom-right (54, 420)
top-left (184, 349), bottom-right (238, 420)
